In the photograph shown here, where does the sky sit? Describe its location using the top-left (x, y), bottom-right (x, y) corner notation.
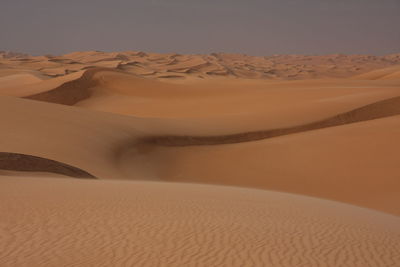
top-left (1, 0), bottom-right (399, 56)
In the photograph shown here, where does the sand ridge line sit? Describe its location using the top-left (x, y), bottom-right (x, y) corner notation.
top-left (23, 68), bottom-right (125, 105)
top-left (141, 95), bottom-right (400, 146)
top-left (0, 152), bottom-right (96, 179)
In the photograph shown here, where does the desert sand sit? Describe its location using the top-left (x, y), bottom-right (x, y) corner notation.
top-left (1, 51), bottom-right (400, 266)
top-left (1, 176), bottom-right (400, 267)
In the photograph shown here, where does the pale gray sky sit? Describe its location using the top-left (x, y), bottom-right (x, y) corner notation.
top-left (1, 0), bottom-right (399, 56)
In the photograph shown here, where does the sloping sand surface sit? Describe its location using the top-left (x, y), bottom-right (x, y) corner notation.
top-left (140, 115), bottom-right (400, 215)
top-left (13, 69), bottom-right (400, 133)
top-left (0, 177), bottom-right (399, 267)
top-left (0, 96), bottom-right (151, 180)
top-left (0, 70), bottom-right (84, 97)
top-left (352, 65), bottom-right (400, 80)
top-left (1, 94), bottom-right (400, 214)
top-left (0, 73), bottom-right (42, 89)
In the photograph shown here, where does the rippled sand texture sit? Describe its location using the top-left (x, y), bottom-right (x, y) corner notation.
top-left (0, 177), bottom-right (399, 267)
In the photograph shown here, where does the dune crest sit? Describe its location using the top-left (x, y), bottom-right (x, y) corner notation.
top-left (24, 68), bottom-right (103, 105)
top-left (144, 95), bottom-right (400, 146)
top-left (0, 152), bottom-right (95, 178)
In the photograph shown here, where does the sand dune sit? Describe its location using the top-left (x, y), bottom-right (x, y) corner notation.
top-left (1, 51), bottom-right (400, 266)
top-left (0, 70), bottom-right (84, 97)
top-left (140, 115), bottom-right (400, 215)
top-left (0, 96), bottom-right (149, 180)
top-left (1, 51), bottom-right (400, 81)
top-left (144, 95), bottom-right (400, 146)
top-left (9, 68), bottom-right (400, 130)
top-left (0, 73), bottom-right (42, 89)
top-left (1, 93), bottom-right (400, 214)
top-left (0, 177), bottom-right (399, 267)
top-left (353, 65), bottom-right (400, 80)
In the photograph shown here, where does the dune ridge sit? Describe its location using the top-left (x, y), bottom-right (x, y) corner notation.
top-left (24, 68), bottom-right (106, 105)
top-left (0, 152), bottom-right (95, 178)
top-left (143, 95), bottom-right (400, 146)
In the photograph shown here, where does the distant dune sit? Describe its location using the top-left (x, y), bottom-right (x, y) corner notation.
top-left (352, 65), bottom-right (400, 80)
top-left (0, 51), bottom-right (400, 266)
top-left (0, 73), bottom-right (42, 89)
top-left (1, 51), bottom-right (400, 80)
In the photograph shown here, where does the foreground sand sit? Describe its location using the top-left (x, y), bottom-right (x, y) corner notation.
top-left (0, 176), bottom-right (399, 267)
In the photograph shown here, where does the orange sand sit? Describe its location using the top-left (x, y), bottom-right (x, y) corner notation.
top-left (1, 51), bottom-right (400, 266)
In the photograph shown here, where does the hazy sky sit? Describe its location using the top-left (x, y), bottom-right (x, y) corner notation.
top-left (1, 0), bottom-right (399, 56)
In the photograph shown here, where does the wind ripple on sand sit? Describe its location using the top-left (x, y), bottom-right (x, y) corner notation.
top-left (0, 177), bottom-right (399, 267)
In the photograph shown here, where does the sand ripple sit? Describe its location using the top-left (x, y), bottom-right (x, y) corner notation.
top-left (0, 177), bottom-right (399, 267)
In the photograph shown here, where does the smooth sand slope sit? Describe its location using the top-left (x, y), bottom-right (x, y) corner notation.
top-left (0, 96), bottom-right (158, 180)
top-left (1, 93), bottom-right (400, 215)
top-left (0, 176), bottom-right (399, 267)
top-left (353, 65), bottom-right (400, 80)
top-left (143, 115), bottom-right (400, 215)
top-left (4, 68), bottom-right (400, 134)
top-left (0, 73), bottom-right (43, 89)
